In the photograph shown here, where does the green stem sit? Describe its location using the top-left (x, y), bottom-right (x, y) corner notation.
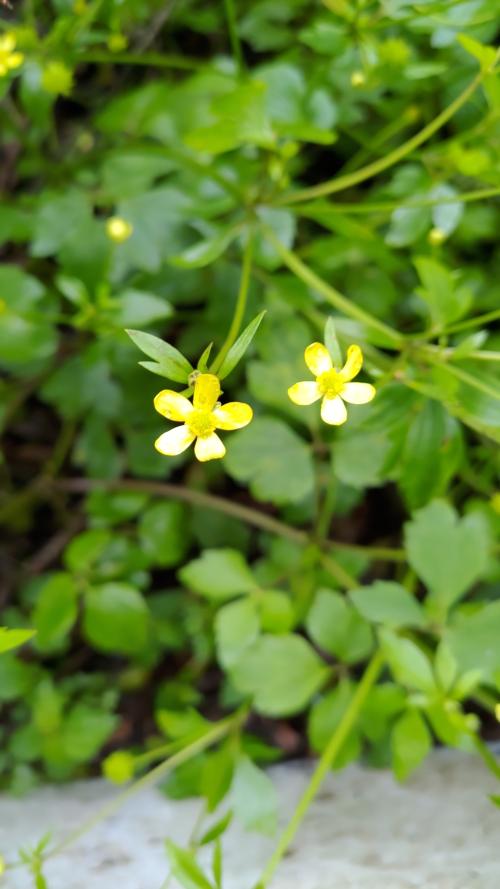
top-left (222, 0), bottom-right (244, 73)
top-left (472, 736), bottom-right (500, 781)
top-left (297, 185), bottom-right (500, 218)
top-left (260, 224), bottom-right (404, 346)
top-left (441, 308), bottom-right (500, 335)
top-left (76, 51), bottom-right (200, 70)
top-left (420, 349), bottom-right (500, 401)
top-left (45, 710), bottom-right (246, 861)
top-left (255, 651), bottom-right (384, 889)
top-left (275, 66), bottom-right (492, 205)
top-left (54, 478), bottom-right (406, 573)
top-left (211, 232), bottom-right (254, 374)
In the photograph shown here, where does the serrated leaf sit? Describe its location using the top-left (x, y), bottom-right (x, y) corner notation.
top-left (350, 582), bottom-right (426, 629)
top-left (391, 709), bottom-right (431, 780)
top-left (216, 311), bottom-right (266, 380)
top-left (126, 329), bottom-right (193, 382)
top-left (169, 229), bottom-right (238, 269)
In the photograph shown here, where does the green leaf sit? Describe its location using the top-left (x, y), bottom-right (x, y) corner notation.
top-left (0, 628), bottom-right (36, 654)
top-left (0, 655), bottom-right (38, 702)
top-left (414, 257), bottom-right (471, 327)
top-left (404, 500), bottom-right (490, 611)
top-left (138, 502), bottom-right (189, 568)
top-left (217, 311), bottom-right (266, 380)
top-left (116, 289), bottom-right (173, 327)
top-left (32, 573), bottom-right (78, 652)
top-left (62, 704), bottom-right (118, 764)
top-left (166, 841), bottom-right (215, 889)
top-left (170, 229), bottom-right (238, 269)
top-left (350, 582), bottom-right (426, 629)
top-left (83, 583), bottom-right (150, 655)
top-left (230, 634), bottom-right (328, 716)
top-left (380, 629), bottom-right (436, 694)
top-left (197, 343), bottom-right (214, 372)
top-left (391, 709), bottom-right (431, 781)
top-left (199, 811), bottom-right (233, 846)
top-left (306, 589), bottom-right (373, 664)
top-left (64, 529), bottom-right (112, 573)
top-left (225, 417), bottom-right (315, 505)
top-left (258, 590), bottom-right (294, 633)
top-left (446, 601), bottom-right (500, 681)
top-left (186, 80), bottom-right (275, 155)
top-left (179, 549), bottom-right (255, 601)
top-left (215, 598), bottom-right (260, 668)
top-left (126, 329), bottom-right (193, 383)
top-left (399, 401), bottom-right (463, 510)
top-left (324, 316), bottom-right (342, 366)
top-left (457, 35), bottom-right (497, 71)
top-left (232, 755), bottom-right (278, 834)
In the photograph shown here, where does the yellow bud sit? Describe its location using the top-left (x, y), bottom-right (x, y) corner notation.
top-left (351, 70), bottom-right (366, 87)
top-left (428, 227), bottom-right (446, 246)
top-left (73, 0), bottom-right (87, 12)
top-left (495, 702), bottom-right (500, 722)
top-left (102, 751), bottom-right (135, 784)
top-left (106, 216), bottom-right (133, 243)
top-left (41, 61), bottom-right (73, 97)
top-left (490, 492), bottom-right (500, 515)
top-left (107, 33), bottom-right (128, 52)
top-left (0, 854), bottom-right (5, 875)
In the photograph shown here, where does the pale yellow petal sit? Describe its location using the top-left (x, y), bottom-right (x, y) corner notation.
top-left (0, 35), bottom-right (16, 53)
top-left (194, 432), bottom-right (226, 462)
top-left (288, 381), bottom-right (322, 405)
top-left (212, 402), bottom-right (253, 430)
top-left (342, 382), bottom-right (376, 405)
top-left (321, 395), bottom-right (347, 426)
top-left (154, 425), bottom-right (195, 456)
top-left (304, 342), bottom-right (332, 376)
top-left (340, 344), bottom-right (363, 381)
top-left (193, 373), bottom-right (221, 411)
top-left (7, 52), bottom-right (23, 70)
top-left (154, 389), bottom-right (193, 421)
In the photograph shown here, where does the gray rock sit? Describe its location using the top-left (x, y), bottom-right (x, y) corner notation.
top-left (0, 749), bottom-right (498, 889)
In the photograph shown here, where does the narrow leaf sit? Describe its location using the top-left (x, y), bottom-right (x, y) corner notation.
top-left (324, 316), bottom-right (342, 366)
top-left (217, 311), bottom-right (266, 380)
top-left (126, 329), bottom-right (193, 383)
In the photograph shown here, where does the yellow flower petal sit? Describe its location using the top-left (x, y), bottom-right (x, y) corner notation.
top-left (193, 373), bottom-right (221, 411)
top-left (194, 432), bottom-right (226, 462)
top-left (342, 382), bottom-right (376, 404)
top-left (321, 395), bottom-right (347, 425)
top-left (154, 425), bottom-right (195, 456)
top-left (340, 344), bottom-right (363, 381)
top-left (288, 381), bottom-right (321, 405)
top-left (212, 402), bottom-right (253, 430)
top-left (7, 52), bottom-right (24, 70)
top-left (154, 389), bottom-right (193, 421)
top-left (304, 342), bottom-right (332, 376)
top-left (0, 35), bottom-right (16, 53)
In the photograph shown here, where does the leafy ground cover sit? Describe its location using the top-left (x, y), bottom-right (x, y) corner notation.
top-left (0, 0), bottom-right (499, 885)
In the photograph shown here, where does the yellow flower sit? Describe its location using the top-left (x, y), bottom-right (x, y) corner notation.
top-left (0, 34), bottom-right (24, 77)
top-left (106, 216), bottom-right (133, 243)
top-left (154, 373), bottom-right (252, 462)
top-left (288, 342), bottom-right (375, 425)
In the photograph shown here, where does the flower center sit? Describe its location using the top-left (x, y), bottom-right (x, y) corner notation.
top-left (186, 408), bottom-right (216, 439)
top-left (317, 370), bottom-right (345, 399)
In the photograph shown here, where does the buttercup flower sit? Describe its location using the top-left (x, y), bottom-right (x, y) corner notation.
top-left (154, 373), bottom-right (252, 462)
top-left (0, 34), bottom-right (24, 77)
top-left (288, 342), bottom-right (375, 425)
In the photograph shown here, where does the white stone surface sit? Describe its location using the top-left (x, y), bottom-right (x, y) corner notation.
top-left (0, 749), bottom-right (499, 889)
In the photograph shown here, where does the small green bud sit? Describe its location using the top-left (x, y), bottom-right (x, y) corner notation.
top-left (351, 70), bottom-right (366, 87)
top-left (41, 61), bottom-right (73, 97)
top-left (107, 33), bottom-right (128, 52)
top-left (428, 227), bottom-right (446, 246)
top-left (106, 216), bottom-right (133, 243)
top-left (102, 751), bottom-right (135, 784)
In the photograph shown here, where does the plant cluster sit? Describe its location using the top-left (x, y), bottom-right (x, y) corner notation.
top-left (0, 0), bottom-right (499, 885)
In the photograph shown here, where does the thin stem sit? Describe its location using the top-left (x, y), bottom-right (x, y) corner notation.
top-left (77, 51), bottom-right (200, 70)
top-left (44, 710), bottom-right (246, 861)
top-left (54, 478), bottom-right (406, 571)
top-left (255, 651), bottom-right (384, 889)
top-left (260, 224), bottom-right (404, 346)
top-left (442, 308), bottom-right (500, 335)
top-left (420, 349), bottom-right (500, 401)
top-left (297, 185), bottom-right (500, 218)
top-left (211, 231), bottom-right (254, 374)
top-left (472, 736), bottom-right (500, 781)
top-left (222, 0), bottom-right (244, 73)
top-left (275, 66), bottom-right (492, 206)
